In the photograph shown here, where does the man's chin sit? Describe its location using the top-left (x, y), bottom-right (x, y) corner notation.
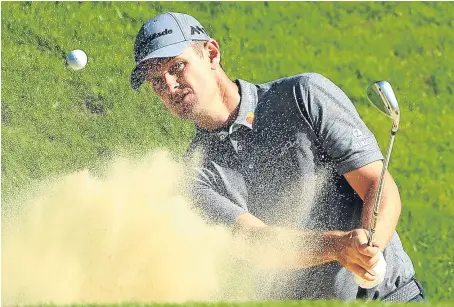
top-left (179, 101), bottom-right (201, 120)
top-left (176, 107), bottom-right (196, 121)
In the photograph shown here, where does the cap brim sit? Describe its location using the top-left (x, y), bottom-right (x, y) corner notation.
top-left (130, 41), bottom-right (193, 90)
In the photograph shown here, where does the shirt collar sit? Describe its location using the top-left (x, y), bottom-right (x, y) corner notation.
top-left (232, 79), bottom-right (258, 130)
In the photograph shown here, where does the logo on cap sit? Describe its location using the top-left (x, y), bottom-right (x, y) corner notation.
top-left (150, 29), bottom-right (173, 41)
top-left (190, 25), bottom-right (208, 36)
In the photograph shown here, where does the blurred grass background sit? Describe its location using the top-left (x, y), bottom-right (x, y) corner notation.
top-left (1, 1), bottom-right (453, 302)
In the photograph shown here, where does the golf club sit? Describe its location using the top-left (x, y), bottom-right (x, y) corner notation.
top-left (365, 80), bottom-right (400, 246)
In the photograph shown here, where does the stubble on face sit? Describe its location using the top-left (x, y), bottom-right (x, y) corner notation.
top-left (169, 90), bottom-right (198, 120)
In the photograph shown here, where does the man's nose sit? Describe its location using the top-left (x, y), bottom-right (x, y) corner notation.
top-left (164, 74), bottom-right (179, 94)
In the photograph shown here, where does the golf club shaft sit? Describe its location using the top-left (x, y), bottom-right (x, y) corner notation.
top-left (367, 129), bottom-right (397, 246)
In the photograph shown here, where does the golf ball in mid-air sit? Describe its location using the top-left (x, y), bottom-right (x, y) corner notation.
top-left (67, 49), bottom-right (88, 70)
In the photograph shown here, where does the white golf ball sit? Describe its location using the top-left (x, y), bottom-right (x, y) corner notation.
top-left (354, 251), bottom-right (387, 289)
top-left (67, 49), bottom-right (88, 70)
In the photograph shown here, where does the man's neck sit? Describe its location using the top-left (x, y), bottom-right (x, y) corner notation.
top-left (219, 78), bottom-right (241, 129)
top-left (197, 74), bottom-right (241, 131)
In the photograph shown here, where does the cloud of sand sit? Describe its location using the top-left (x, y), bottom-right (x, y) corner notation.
top-left (2, 150), bottom-right (330, 305)
top-left (1, 151), bottom-right (255, 305)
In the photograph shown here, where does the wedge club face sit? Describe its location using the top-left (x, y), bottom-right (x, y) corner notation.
top-left (366, 81), bottom-right (400, 131)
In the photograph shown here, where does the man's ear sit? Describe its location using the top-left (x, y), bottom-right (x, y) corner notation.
top-left (205, 39), bottom-right (221, 69)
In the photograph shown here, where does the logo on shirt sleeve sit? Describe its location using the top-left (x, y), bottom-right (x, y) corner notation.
top-left (353, 137), bottom-right (374, 150)
top-left (352, 129), bottom-right (363, 138)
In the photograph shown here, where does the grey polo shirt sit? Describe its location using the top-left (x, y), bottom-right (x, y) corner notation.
top-left (185, 73), bottom-right (416, 300)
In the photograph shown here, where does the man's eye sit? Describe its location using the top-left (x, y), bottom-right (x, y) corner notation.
top-left (169, 62), bottom-right (185, 74)
top-left (150, 77), bottom-right (164, 88)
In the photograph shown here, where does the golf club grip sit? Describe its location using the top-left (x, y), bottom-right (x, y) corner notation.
top-left (367, 131), bottom-right (397, 246)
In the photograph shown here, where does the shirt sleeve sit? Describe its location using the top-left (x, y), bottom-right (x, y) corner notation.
top-left (184, 166), bottom-right (248, 225)
top-left (184, 136), bottom-right (248, 226)
top-left (294, 73), bottom-right (384, 175)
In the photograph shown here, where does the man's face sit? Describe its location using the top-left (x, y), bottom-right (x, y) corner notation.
top-left (143, 44), bottom-right (218, 121)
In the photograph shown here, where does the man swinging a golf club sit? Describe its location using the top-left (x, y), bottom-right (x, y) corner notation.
top-left (130, 12), bottom-right (426, 302)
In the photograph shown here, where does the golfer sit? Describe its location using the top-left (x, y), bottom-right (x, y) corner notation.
top-left (130, 12), bottom-right (425, 302)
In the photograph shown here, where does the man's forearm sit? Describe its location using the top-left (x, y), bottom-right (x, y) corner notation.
top-left (232, 214), bottom-right (381, 279)
top-left (232, 226), bottom-right (344, 269)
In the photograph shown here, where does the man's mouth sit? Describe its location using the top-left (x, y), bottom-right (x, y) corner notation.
top-left (172, 93), bottom-right (189, 105)
top-left (175, 95), bottom-right (185, 105)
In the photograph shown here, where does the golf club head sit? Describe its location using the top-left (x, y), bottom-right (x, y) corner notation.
top-left (366, 81), bottom-right (400, 131)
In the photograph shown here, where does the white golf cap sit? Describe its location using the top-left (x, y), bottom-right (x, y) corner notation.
top-left (130, 12), bottom-right (211, 90)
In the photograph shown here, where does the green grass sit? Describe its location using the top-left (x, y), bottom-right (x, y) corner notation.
top-left (2, 1), bottom-right (454, 304)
